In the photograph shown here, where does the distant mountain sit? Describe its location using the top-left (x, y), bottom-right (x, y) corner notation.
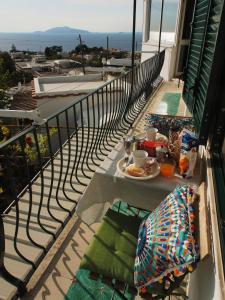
top-left (34, 26), bottom-right (90, 34)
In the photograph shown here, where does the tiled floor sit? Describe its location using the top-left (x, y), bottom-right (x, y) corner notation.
top-left (21, 79), bottom-right (190, 300)
top-left (22, 221), bottom-right (100, 300)
top-left (132, 79), bottom-right (190, 137)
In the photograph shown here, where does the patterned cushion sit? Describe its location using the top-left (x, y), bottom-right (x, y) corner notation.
top-left (134, 185), bottom-right (199, 291)
top-left (145, 113), bottom-right (194, 138)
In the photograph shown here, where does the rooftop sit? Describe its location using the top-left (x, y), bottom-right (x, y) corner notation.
top-left (11, 92), bottom-right (37, 111)
top-left (33, 74), bottom-right (105, 98)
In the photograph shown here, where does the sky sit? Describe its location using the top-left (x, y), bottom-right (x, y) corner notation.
top-left (0, 0), bottom-right (178, 33)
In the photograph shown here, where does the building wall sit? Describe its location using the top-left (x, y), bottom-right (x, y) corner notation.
top-left (34, 74), bottom-right (103, 96)
top-left (141, 44), bottom-right (176, 81)
top-left (141, 0), bottom-right (184, 81)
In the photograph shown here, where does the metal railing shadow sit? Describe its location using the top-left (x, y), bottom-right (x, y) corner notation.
top-left (0, 50), bottom-right (165, 297)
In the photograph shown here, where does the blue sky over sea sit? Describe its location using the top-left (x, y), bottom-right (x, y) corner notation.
top-left (0, 0), bottom-right (178, 33)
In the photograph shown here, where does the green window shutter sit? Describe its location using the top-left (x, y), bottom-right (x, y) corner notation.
top-left (183, 0), bottom-right (225, 144)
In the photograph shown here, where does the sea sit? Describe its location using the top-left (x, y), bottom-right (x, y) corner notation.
top-left (0, 31), bottom-right (175, 52)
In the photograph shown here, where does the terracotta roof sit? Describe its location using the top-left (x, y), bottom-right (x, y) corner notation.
top-left (10, 89), bottom-right (37, 111)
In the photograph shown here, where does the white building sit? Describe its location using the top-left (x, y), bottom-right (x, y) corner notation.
top-left (54, 59), bottom-right (81, 71)
top-left (33, 74), bottom-right (106, 119)
top-left (142, 0), bottom-right (194, 81)
top-left (11, 52), bottom-right (24, 61)
top-left (32, 54), bottom-right (46, 63)
top-left (106, 57), bottom-right (140, 67)
top-left (16, 61), bottom-right (54, 73)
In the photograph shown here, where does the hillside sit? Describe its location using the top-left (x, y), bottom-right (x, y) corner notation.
top-left (34, 26), bottom-right (90, 34)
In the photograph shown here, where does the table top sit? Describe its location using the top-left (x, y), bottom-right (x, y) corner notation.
top-left (77, 140), bottom-right (203, 225)
top-left (96, 141), bottom-right (201, 187)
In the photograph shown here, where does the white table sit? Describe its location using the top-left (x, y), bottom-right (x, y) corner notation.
top-left (76, 141), bottom-right (202, 225)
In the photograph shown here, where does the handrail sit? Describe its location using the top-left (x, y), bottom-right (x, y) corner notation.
top-left (0, 50), bottom-right (165, 296)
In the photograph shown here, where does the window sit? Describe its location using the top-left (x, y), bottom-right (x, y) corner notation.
top-left (182, 0), bottom-right (195, 39)
top-left (183, 0), bottom-right (225, 144)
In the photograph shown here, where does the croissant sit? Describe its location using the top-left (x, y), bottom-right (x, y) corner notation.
top-left (127, 165), bottom-right (145, 177)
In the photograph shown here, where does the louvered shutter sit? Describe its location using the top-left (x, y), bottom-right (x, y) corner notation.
top-left (183, 0), bottom-right (225, 144)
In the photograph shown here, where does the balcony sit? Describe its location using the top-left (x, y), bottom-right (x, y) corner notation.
top-left (1, 52), bottom-right (168, 299)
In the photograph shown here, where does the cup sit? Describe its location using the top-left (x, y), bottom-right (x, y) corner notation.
top-left (133, 150), bottom-right (148, 168)
top-left (145, 126), bottom-right (158, 141)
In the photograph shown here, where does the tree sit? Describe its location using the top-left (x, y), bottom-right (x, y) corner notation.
top-left (75, 44), bottom-right (88, 54)
top-left (0, 72), bottom-right (10, 90)
top-left (45, 46), bottom-right (63, 59)
top-left (10, 44), bottom-right (17, 53)
top-left (0, 52), bottom-right (32, 86)
top-left (0, 52), bottom-right (16, 74)
top-left (89, 55), bottom-right (103, 67)
top-left (0, 90), bottom-right (10, 109)
top-left (0, 72), bottom-right (11, 109)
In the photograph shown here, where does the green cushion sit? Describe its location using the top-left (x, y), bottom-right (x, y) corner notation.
top-left (80, 209), bottom-right (142, 286)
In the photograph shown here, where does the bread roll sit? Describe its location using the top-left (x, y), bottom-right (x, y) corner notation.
top-left (127, 165), bottom-right (145, 177)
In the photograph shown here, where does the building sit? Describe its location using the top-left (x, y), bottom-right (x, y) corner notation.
top-left (53, 59), bottom-right (81, 73)
top-left (106, 57), bottom-right (140, 67)
top-left (33, 73), bottom-right (108, 119)
top-left (16, 61), bottom-right (54, 73)
top-left (10, 52), bottom-right (24, 62)
top-left (142, 0), bottom-right (195, 81)
top-left (32, 55), bottom-right (46, 63)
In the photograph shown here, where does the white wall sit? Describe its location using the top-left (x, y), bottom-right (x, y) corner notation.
top-left (107, 58), bottom-right (140, 67)
top-left (38, 73), bottom-right (103, 84)
top-left (34, 74), bottom-right (103, 96)
top-left (141, 43), bottom-right (176, 81)
top-left (141, 0), bottom-right (182, 81)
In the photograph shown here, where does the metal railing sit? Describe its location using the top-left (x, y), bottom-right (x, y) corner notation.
top-left (0, 50), bottom-right (165, 296)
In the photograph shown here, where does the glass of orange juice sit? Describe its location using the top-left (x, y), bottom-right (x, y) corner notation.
top-left (160, 152), bottom-right (176, 177)
top-left (160, 162), bottom-right (176, 177)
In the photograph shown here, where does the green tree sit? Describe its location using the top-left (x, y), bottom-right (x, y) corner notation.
top-left (0, 52), bottom-right (33, 87)
top-left (45, 46), bottom-right (63, 59)
top-left (0, 90), bottom-right (10, 109)
top-left (10, 44), bottom-right (17, 53)
top-left (75, 44), bottom-right (88, 54)
top-left (0, 52), bottom-right (16, 74)
top-left (89, 55), bottom-right (103, 67)
top-left (0, 72), bottom-right (10, 90)
top-left (0, 72), bottom-right (11, 109)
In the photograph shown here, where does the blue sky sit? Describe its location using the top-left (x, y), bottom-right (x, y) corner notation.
top-left (0, 0), bottom-right (178, 33)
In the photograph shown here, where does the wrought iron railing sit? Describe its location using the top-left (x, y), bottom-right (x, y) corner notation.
top-left (0, 50), bottom-right (165, 296)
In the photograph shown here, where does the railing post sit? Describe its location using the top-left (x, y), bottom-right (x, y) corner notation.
top-left (158, 0), bottom-right (164, 53)
top-left (131, 0), bottom-right (137, 101)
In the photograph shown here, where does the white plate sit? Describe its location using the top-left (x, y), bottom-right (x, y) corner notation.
top-left (117, 158), bottom-right (160, 180)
